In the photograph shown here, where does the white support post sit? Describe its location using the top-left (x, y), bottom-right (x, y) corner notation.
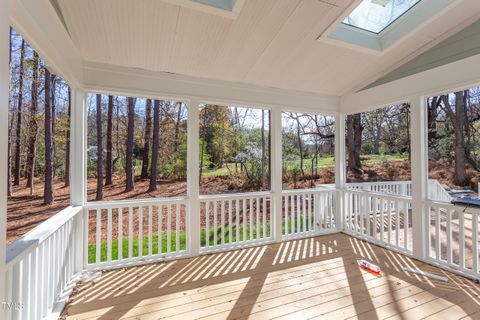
top-left (187, 100), bottom-right (200, 255)
top-left (0, 0), bottom-right (10, 306)
top-left (335, 114), bottom-right (346, 231)
top-left (271, 108), bottom-right (283, 242)
top-left (410, 96), bottom-right (428, 260)
top-left (70, 89), bottom-right (86, 272)
top-left (70, 89), bottom-right (87, 206)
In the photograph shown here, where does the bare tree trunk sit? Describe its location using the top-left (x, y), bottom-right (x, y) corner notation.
top-left (125, 97), bottom-right (135, 192)
top-left (105, 95), bottom-right (114, 185)
top-left (13, 39), bottom-right (25, 186)
top-left (26, 52), bottom-right (39, 194)
top-left (96, 94), bottom-right (103, 200)
top-left (43, 68), bottom-right (54, 204)
top-left (64, 87), bottom-right (71, 187)
top-left (141, 99), bottom-right (152, 179)
top-left (173, 101), bottom-right (182, 152)
top-left (51, 74), bottom-right (56, 177)
top-left (149, 100), bottom-right (160, 192)
top-left (441, 93), bottom-right (468, 186)
top-left (295, 116), bottom-right (305, 180)
top-left (346, 113), bottom-right (362, 175)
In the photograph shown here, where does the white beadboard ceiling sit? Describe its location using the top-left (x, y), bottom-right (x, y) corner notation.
top-left (57, 0), bottom-right (480, 96)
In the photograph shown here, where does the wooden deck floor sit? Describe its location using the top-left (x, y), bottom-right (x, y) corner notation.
top-left (63, 234), bottom-right (480, 320)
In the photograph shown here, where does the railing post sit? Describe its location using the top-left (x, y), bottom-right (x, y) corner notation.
top-left (335, 114), bottom-right (346, 231)
top-left (0, 0), bottom-right (10, 307)
top-left (187, 100), bottom-right (200, 255)
top-left (410, 96), bottom-right (428, 260)
top-left (271, 108), bottom-right (283, 242)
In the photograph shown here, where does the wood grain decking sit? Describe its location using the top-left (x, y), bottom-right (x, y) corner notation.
top-left (62, 233), bottom-right (480, 320)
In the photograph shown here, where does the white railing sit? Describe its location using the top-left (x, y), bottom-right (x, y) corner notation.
top-left (282, 189), bottom-right (337, 239)
top-left (4, 206), bottom-right (83, 320)
top-left (427, 179), bottom-right (452, 202)
top-left (343, 189), bottom-right (413, 254)
top-left (426, 200), bottom-right (480, 278)
top-left (199, 192), bottom-right (272, 252)
top-left (0, 180), bottom-right (458, 319)
top-left (83, 197), bottom-right (188, 270)
top-left (344, 179), bottom-right (451, 203)
top-left (347, 180), bottom-right (412, 197)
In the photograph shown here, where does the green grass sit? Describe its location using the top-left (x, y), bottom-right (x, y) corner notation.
top-left (88, 216), bottom-right (316, 263)
top-left (361, 153), bottom-right (408, 166)
top-left (202, 154), bottom-right (408, 177)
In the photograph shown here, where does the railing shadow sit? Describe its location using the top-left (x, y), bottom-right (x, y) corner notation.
top-left (63, 234), bottom-right (480, 319)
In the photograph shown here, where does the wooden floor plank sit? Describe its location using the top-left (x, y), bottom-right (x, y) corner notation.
top-left (62, 233), bottom-right (480, 320)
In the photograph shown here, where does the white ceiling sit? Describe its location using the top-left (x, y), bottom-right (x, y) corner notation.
top-left (57, 0), bottom-right (480, 96)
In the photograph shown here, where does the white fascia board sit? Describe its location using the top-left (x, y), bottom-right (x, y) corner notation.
top-left (10, 0), bottom-right (83, 88)
top-left (82, 61), bottom-right (341, 115)
top-left (340, 52), bottom-right (480, 114)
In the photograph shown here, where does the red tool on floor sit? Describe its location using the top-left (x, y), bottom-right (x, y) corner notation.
top-left (358, 259), bottom-right (381, 276)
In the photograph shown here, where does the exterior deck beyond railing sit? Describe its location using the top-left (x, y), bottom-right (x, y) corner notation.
top-left (2, 179), bottom-right (468, 319)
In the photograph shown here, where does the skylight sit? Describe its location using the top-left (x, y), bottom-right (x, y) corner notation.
top-left (193, 0), bottom-right (236, 11)
top-left (343, 0), bottom-right (422, 34)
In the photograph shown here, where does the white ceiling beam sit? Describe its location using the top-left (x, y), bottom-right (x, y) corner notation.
top-left (83, 61), bottom-right (340, 114)
top-left (10, 0), bottom-right (83, 88)
top-left (340, 52), bottom-right (480, 114)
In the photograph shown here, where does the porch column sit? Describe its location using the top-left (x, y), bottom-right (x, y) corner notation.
top-left (187, 99), bottom-right (200, 255)
top-left (70, 89), bottom-right (87, 206)
top-left (271, 107), bottom-right (283, 242)
top-left (70, 89), bottom-right (87, 272)
top-left (0, 0), bottom-right (10, 305)
top-left (335, 114), bottom-right (346, 230)
top-left (410, 96), bottom-right (428, 260)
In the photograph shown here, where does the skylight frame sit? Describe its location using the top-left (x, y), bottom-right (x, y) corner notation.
top-left (318, 0), bottom-right (456, 55)
top-left (342, 0), bottom-right (423, 35)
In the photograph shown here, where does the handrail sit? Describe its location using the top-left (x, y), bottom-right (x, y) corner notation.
top-left (199, 191), bottom-right (272, 200)
top-left (425, 199), bottom-right (480, 213)
top-left (344, 188), bottom-right (412, 201)
top-left (6, 205), bottom-right (83, 267)
top-left (84, 196), bottom-right (188, 209)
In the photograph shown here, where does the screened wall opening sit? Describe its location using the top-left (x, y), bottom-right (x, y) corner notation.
top-left (86, 95), bottom-right (187, 201)
top-left (7, 28), bottom-right (72, 243)
top-left (345, 103), bottom-right (411, 185)
top-left (427, 87), bottom-right (480, 202)
top-left (199, 104), bottom-right (271, 195)
top-left (281, 112), bottom-right (335, 189)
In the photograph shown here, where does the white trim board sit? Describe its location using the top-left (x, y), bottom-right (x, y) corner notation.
top-left (340, 52), bottom-right (480, 114)
top-left (82, 61), bottom-right (340, 114)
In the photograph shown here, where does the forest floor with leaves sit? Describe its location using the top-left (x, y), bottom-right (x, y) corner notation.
top-left (9, 159), bottom-right (471, 244)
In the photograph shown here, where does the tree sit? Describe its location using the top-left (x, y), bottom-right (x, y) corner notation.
top-left (125, 97), bottom-right (135, 192)
top-left (141, 99), bottom-right (152, 179)
top-left (149, 100), bottom-right (160, 192)
top-left (13, 39), bottom-right (25, 186)
top-left (173, 101), bottom-right (182, 152)
top-left (441, 92), bottom-right (468, 185)
top-left (64, 87), bottom-right (71, 187)
top-left (105, 95), bottom-right (114, 185)
top-left (43, 68), bottom-right (54, 204)
top-left (346, 113), bottom-right (362, 174)
top-left (96, 94), bottom-right (103, 200)
top-left (25, 51), bottom-right (39, 194)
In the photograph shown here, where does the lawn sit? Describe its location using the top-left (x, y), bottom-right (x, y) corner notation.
top-left (87, 216), bottom-right (317, 263)
top-left (201, 153), bottom-right (408, 177)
